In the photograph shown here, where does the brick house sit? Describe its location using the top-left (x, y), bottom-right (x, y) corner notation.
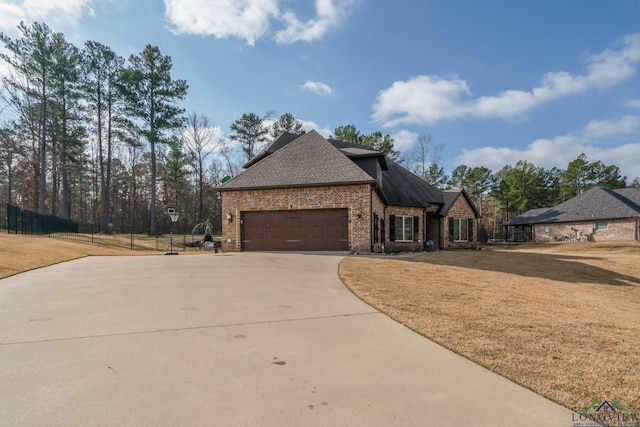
top-left (435, 189), bottom-right (480, 250)
top-left (217, 130), bottom-right (480, 252)
top-left (504, 186), bottom-right (640, 242)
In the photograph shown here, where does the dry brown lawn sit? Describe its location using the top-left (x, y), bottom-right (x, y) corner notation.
top-left (0, 233), bottom-right (163, 279)
top-left (340, 242), bottom-right (640, 416)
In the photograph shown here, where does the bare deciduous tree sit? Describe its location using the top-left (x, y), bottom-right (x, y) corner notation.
top-left (181, 112), bottom-right (219, 220)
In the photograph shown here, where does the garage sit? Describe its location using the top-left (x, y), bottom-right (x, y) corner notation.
top-left (241, 209), bottom-right (349, 251)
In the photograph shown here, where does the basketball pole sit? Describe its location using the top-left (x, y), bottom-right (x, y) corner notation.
top-left (164, 206), bottom-right (180, 255)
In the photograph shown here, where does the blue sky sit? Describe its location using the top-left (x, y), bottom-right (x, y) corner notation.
top-left (1, 0), bottom-right (640, 181)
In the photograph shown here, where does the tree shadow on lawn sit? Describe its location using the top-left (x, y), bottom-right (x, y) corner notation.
top-left (410, 251), bottom-right (640, 287)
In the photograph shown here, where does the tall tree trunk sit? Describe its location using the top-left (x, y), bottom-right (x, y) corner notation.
top-left (105, 96), bottom-right (113, 233)
top-left (149, 139), bottom-right (156, 235)
top-left (61, 83), bottom-right (71, 220)
top-left (39, 69), bottom-right (47, 214)
top-left (98, 91), bottom-right (108, 233)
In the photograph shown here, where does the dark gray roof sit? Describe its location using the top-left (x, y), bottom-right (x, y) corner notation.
top-left (243, 132), bottom-right (300, 168)
top-left (379, 159), bottom-right (443, 207)
top-left (435, 189), bottom-right (481, 218)
top-left (505, 208), bottom-right (552, 226)
top-left (219, 130), bottom-right (376, 190)
top-left (505, 186), bottom-right (640, 225)
top-left (614, 188), bottom-right (640, 208)
top-left (327, 139), bottom-right (388, 169)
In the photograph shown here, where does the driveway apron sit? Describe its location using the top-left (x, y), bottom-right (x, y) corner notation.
top-left (0, 253), bottom-right (571, 426)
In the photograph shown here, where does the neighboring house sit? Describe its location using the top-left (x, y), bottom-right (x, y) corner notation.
top-left (504, 186), bottom-right (640, 242)
top-left (217, 130), bottom-right (480, 252)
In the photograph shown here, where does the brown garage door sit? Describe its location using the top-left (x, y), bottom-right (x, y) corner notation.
top-left (241, 209), bottom-right (348, 251)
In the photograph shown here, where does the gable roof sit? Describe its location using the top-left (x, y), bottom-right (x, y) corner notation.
top-left (219, 130), bottom-right (376, 191)
top-left (506, 186), bottom-right (640, 225)
top-left (243, 132), bottom-right (300, 168)
top-left (219, 130), bottom-right (445, 208)
top-left (436, 189), bottom-right (481, 218)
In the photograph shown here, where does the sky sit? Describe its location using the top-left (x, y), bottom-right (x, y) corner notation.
top-left (1, 0), bottom-right (640, 181)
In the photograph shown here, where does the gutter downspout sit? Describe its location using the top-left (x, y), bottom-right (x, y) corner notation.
top-left (383, 204), bottom-right (387, 253)
top-left (423, 207), bottom-right (427, 250)
top-left (370, 186), bottom-right (374, 253)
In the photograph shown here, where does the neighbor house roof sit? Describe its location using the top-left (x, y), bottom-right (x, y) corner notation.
top-left (504, 208), bottom-right (552, 226)
top-left (614, 188), bottom-right (640, 208)
top-left (219, 130), bottom-right (376, 191)
top-left (505, 186), bottom-right (640, 226)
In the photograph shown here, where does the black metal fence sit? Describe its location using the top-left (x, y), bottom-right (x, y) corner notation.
top-left (5, 204), bottom-right (79, 234)
top-left (2, 204), bottom-right (207, 252)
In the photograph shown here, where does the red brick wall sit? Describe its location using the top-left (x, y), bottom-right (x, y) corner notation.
top-left (385, 206), bottom-right (425, 253)
top-left (220, 185), bottom-right (373, 252)
top-left (533, 218), bottom-right (639, 242)
top-left (442, 194), bottom-right (477, 249)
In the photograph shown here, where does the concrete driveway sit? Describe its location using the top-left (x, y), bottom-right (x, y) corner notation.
top-left (0, 253), bottom-right (571, 426)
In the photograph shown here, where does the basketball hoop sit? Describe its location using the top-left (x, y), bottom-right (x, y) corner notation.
top-left (163, 205), bottom-right (179, 219)
top-left (163, 205), bottom-right (180, 255)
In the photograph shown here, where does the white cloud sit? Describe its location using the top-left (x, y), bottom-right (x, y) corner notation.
top-left (391, 129), bottom-right (419, 151)
top-left (164, 0), bottom-right (279, 46)
top-left (373, 33), bottom-right (640, 127)
top-left (164, 0), bottom-right (357, 45)
top-left (274, 0), bottom-right (355, 44)
top-left (456, 115), bottom-right (640, 180)
top-left (0, 0), bottom-right (94, 33)
top-left (626, 99), bottom-right (640, 109)
top-left (582, 115), bottom-right (640, 139)
top-left (0, 3), bottom-right (25, 31)
top-left (372, 76), bottom-right (472, 127)
top-left (299, 119), bottom-right (331, 137)
top-left (300, 80), bottom-right (333, 96)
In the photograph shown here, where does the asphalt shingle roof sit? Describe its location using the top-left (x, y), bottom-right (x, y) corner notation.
top-left (614, 188), bottom-right (640, 208)
top-left (220, 130), bottom-right (445, 207)
top-left (505, 186), bottom-right (640, 225)
top-left (379, 159), bottom-right (443, 206)
top-left (243, 132), bottom-right (300, 168)
top-left (219, 130), bottom-right (376, 190)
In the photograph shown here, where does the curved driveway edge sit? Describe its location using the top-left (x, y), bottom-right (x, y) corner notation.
top-left (0, 253), bottom-right (572, 426)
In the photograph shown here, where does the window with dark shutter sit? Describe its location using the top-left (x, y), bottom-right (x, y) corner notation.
top-left (389, 215), bottom-right (395, 242)
top-left (413, 216), bottom-right (419, 241)
top-left (468, 218), bottom-right (474, 242)
top-left (449, 218), bottom-right (454, 243)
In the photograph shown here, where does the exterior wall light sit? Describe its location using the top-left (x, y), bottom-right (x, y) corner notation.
top-left (227, 212), bottom-right (233, 222)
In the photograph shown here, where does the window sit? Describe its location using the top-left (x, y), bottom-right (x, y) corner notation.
top-left (390, 215), bottom-right (417, 242)
top-left (595, 220), bottom-right (608, 231)
top-left (452, 218), bottom-right (469, 242)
